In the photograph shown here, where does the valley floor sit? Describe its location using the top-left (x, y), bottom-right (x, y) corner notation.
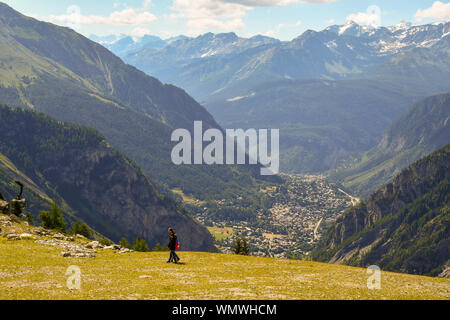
top-left (1, 238), bottom-right (449, 300)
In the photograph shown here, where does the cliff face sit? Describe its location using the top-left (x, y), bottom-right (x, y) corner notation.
top-left (313, 144), bottom-right (450, 276)
top-left (0, 105), bottom-right (217, 252)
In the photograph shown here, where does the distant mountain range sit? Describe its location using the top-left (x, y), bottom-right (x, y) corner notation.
top-left (98, 21), bottom-right (450, 102)
top-left (0, 2), bottom-right (265, 202)
top-left (0, 105), bottom-right (216, 251)
top-left (312, 144), bottom-right (450, 277)
top-left (333, 92), bottom-right (450, 197)
top-left (94, 21), bottom-right (450, 176)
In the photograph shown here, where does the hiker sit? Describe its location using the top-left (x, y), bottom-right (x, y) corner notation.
top-left (167, 228), bottom-right (180, 263)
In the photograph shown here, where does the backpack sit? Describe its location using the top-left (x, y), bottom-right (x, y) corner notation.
top-left (175, 240), bottom-right (180, 251)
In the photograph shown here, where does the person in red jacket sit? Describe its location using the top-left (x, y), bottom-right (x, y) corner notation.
top-left (167, 228), bottom-right (180, 263)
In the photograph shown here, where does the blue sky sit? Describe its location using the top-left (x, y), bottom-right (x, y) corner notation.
top-left (3, 0), bottom-right (450, 40)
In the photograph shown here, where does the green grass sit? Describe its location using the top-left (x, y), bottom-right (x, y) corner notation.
top-left (1, 237), bottom-right (449, 300)
top-left (171, 188), bottom-right (206, 205)
top-left (207, 226), bottom-right (234, 241)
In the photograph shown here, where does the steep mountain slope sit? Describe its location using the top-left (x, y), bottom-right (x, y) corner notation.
top-left (0, 152), bottom-right (52, 216)
top-left (0, 2), bottom-right (263, 201)
top-left (0, 105), bottom-right (216, 251)
top-left (334, 93), bottom-right (450, 197)
top-left (203, 31), bottom-right (449, 174)
top-left (124, 32), bottom-right (281, 101)
top-left (207, 78), bottom-right (419, 173)
top-left (116, 20), bottom-right (450, 175)
top-left (312, 144), bottom-right (450, 276)
top-left (101, 34), bottom-right (168, 57)
top-left (120, 22), bottom-right (450, 102)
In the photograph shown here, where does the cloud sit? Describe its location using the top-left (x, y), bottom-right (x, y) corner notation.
top-left (346, 5), bottom-right (381, 27)
top-left (170, 0), bottom-right (248, 35)
top-left (263, 29), bottom-right (276, 37)
top-left (170, 0), bottom-right (329, 35)
top-left (129, 27), bottom-right (153, 37)
top-left (42, 2), bottom-right (157, 28)
top-left (46, 8), bottom-right (157, 26)
top-left (170, 0), bottom-right (248, 20)
top-left (415, 1), bottom-right (450, 21)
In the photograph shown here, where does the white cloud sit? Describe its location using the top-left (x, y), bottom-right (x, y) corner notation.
top-left (170, 0), bottom-right (328, 35)
top-left (415, 1), bottom-right (450, 22)
top-left (42, 2), bottom-right (157, 28)
top-left (263, 29), bottom-right (276, 37)
top-left (170, 0), bottom-right (248, 35)
top-left (129, 27), bottom-right (153, 37)
top-left (346, 12), bottom-right (378, 26)
top-left (346, 5), bottom-right (382, 27)
top-left (46, 8), bottom-right (157, 26)
top-left (170, 0), bottom-right (249, 20)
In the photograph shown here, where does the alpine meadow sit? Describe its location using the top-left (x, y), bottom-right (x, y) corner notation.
top-left (0, 0), bottom-right (449, 305)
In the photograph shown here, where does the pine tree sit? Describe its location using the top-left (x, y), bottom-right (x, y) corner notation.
top-left (152, 242), bottom-right (169, 251)
top-left (10, 200), bottom-right (23, 217)
top-left (38, 199), bottom-right (66, 232)
top-left (241, 238), bottom-right (250, 256)
top-left (70, 221), bottom-right (92, 238)
top-left (119, 237), bottom-right (131, 249)
top-left (25, 212), bottom-right (34, 226)
top-left (234, 237), bottom-right (242, 254)
top-left (132, 237), bottom-right (149, 252)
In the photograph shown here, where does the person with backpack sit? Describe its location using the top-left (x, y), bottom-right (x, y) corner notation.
top-left (167, 228), bottom-right (180, 263)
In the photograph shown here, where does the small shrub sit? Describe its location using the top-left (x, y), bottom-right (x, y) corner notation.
top-left (38, 200), bottom-right (66, 232)
top-left (25, 212), bottom-right (34, 226)
top-left (10, 200), bottom-right (23, 217)
top-left (69, 221), bottom-right (92, 238)
top-left (119, 237), bottom-right (131, 249)
top-left (132, 237), bottom-right (149, 252)
top-left (152, 242), bottom-right (169, 252)
top-left (99, 238), bottom-right (113, 246)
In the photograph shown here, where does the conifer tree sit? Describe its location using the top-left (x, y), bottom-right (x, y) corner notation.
top-left (234, 237), bottom-right (242, 254)
top-left (132, 237), bottom-right (149, 252)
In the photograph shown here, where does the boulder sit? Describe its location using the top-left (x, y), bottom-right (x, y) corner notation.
top-left (53, 233), bottom-right (65, 240)
top-left (7, 233), bottom-right (19, 241)
top-left (33, 227), bottom-right (52, 237)
top-left (19, 233), bottom-right (35, 240)
top-left (85, 241), bottom-right (103, 249)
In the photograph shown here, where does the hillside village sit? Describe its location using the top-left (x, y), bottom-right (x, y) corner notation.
top-left (195, 175), bottom-right (355, 258)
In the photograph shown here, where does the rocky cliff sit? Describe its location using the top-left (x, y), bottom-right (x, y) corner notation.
top-left (313, 144), bottom-right (450, 276)
top-left (0, 105), bottom-right (216, 252)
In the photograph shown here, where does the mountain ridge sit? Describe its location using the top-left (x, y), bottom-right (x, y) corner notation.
top-left (312, 144), bottom-right (450, 276)
top-left (0, 105), bottom-right (216, 251)
top-left (0, 2), bottom-right (266, 202)
top-left (333, 92), bottom-right (450, 197)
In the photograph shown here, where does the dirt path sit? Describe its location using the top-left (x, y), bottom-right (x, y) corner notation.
top-left (338, 188), bottom-right (360, 206)
top-left (313, 218), bottom-right (323, 241)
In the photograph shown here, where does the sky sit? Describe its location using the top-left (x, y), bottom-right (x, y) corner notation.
top-left (3, 0), bottom-right (450, 40)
